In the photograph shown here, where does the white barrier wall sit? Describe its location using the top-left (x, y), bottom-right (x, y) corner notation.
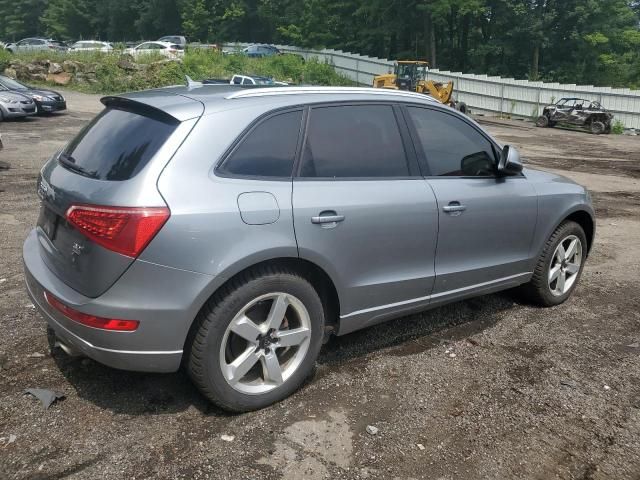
top-left (224, 42), bottom-right (640, 129)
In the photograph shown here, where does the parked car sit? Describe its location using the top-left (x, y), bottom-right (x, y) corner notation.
top-left (24, 85), bottom-right (594, 412)
top-left (4, 38), bottom-right (66, 53)
top-left (228, 44), bottom-right (281, 58)
top-left (157, 36), bottom-right (187, 48)
top-left (536, 98), bottom-right (614, 134)
top-left (228, 74), bottom-right (288, 86)
top-left (0, 75), bottom-right (66, 114)
top-left (69, 40), bottom-right (113, 52)
top-left (0, 90), bottom-right (36, 121)
top-left (124, 41), bottom-right (184, 58)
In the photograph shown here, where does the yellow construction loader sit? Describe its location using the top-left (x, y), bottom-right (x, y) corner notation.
top-left (373, 60), bottom-right (468, 114)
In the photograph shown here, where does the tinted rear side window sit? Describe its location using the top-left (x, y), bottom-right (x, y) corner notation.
top-left (300, 105), bottom-right (409, 178)
top-left (218, 110), bottom-right (302, 177)
top-left (61, 108), bottom-right (177, 181)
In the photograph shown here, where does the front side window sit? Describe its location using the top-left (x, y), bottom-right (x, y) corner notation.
top-left (407, 107), bottom-right (496, 177)
top-left (299, 105), bottom-right (410, 178)
top-left (218, 110), bottom-right (302, 178)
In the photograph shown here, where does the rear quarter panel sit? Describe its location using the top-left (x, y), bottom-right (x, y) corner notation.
top-left (149, 106), bottom-right (299, 281)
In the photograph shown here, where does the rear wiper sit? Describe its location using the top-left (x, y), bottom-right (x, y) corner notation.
top-left (58, 153), bottom-right (98, 179)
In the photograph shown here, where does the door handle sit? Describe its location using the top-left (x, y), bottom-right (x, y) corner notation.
top-left (442, 202), bottom-right (467, 214)
top-left (311, 214), bottom-right (345, 224)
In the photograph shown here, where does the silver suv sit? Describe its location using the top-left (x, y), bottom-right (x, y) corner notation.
top-left (23, 86), bottom-right (595, 412)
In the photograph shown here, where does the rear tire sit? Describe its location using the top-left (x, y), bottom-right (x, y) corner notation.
top-left (536, 115), bottom-right (549, 127)
top-left (520, 221), bottom-right (587, 307)
top-left (590, 121), bottom-right (605, 135)
top-left (187, 266), bottom-right (325, 412)
top-left (457, 102), bottom-right (468, 114)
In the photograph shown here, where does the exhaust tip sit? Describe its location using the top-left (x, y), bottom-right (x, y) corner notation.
top-left (54, 339), bottom-right (83, 357)
top-left (47, 326), bottom-right (83, 357)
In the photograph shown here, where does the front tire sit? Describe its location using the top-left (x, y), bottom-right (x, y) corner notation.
top-left (536, 115), bottom-right (549, 127)
top-left (590, 121), bottom-right (605, 135)
top-left (521, 221), bottom-right (587, 307)
top-left (187, 266), bottom-right (325, 412)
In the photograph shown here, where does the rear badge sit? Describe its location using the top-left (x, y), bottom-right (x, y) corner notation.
top-left (71, 242), bottom-right (84, 258)
top-left (37, 178), bottom-right (55, 201)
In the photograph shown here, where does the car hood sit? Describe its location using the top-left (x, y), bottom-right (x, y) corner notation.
top-left (0, 91), bottom-right (32, 102)
top-left (524, 166), bottom-right (586, 191)
top-left (22, 88), bottom-right (62, 97)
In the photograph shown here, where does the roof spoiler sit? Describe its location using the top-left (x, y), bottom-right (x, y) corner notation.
top-left (100, 96), bottom-right (181, 125)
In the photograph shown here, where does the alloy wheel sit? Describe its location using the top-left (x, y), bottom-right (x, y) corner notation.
top-left (219, 292), bottom-right (312, 395)
top-left (548, 235), bottom-right (583, 296)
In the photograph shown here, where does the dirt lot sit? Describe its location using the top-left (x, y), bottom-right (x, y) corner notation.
top-left (1, 92), bottom-right (639, 480)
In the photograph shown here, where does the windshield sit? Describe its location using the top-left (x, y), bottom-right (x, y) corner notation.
top-left (397, 64), bottom-right (415, 78)
top-left (0, 76), bottom-right (28, 90)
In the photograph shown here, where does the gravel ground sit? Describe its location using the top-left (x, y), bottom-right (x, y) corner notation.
top-left (1, 91), bottom-right (639, 479)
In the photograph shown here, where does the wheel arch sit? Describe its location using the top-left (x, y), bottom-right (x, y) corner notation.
top-left (565, 210), bottom-right (595, 255)
top-left (182, 257), bottom-right (342, 356)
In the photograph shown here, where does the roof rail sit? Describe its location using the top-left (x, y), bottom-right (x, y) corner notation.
top-left (225, 86), bottom-right (439, 102)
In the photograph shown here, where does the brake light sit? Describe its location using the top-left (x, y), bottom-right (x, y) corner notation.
top-left (66, 205), bottom-right (170, 257)
top-left (44, 291), bottom-right (139, 331)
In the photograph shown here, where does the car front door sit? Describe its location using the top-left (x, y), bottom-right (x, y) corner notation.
top-left (403, 106), bottom-right (537, 304)
top-left (292, 104), bottom-right (439, 332)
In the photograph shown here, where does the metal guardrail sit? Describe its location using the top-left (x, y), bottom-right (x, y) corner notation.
top-left (223, 42), bottom-right (640, 129)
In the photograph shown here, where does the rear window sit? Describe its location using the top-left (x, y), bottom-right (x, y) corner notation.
top-left (60, 108), bottom-right (177, 181)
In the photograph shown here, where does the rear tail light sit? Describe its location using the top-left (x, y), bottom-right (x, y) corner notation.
top-left (44, 291), bottom-right (139, 331)
top-left (66, 205), bottom-right (170, 257)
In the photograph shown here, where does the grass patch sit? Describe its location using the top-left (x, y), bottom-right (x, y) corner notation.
top-left (1, 49), bottom-right (353, 95)
top-left (611, 119), bottom-right (625, 134)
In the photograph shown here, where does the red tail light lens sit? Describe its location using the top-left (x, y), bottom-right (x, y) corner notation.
top-left (44, 291), bottom-right (139, 331)
top-left (66, 205), bottom-right (170, 258)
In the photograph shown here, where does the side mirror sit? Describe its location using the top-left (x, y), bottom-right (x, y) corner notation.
top-left (497, 145), bottom-right (523, 176)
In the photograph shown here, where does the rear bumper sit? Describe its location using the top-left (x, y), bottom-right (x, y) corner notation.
top-left (23, 228), bottom-right (215, 372)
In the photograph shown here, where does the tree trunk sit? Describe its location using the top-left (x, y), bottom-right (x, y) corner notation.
top-left (425, 11), bottom-right (437, 68)
top-left (531, 44), bottom-right (540, 80)
top-left (460, 13), bottom-right (470, 71)
top-left (430, 23), bottom-right (437, 68)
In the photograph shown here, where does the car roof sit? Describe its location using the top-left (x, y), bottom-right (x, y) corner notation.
top-left (136, 41), bottom-right (173, 47)
top-left (112, 85), bottom-right (443, 122)
top-left (560, 97), bottom-right (594, 102)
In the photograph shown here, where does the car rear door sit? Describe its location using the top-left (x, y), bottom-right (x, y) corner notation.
top-left (292, 103), bottom-right (439, 331)
top-left (403, 106), bottom-right (537, 304)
